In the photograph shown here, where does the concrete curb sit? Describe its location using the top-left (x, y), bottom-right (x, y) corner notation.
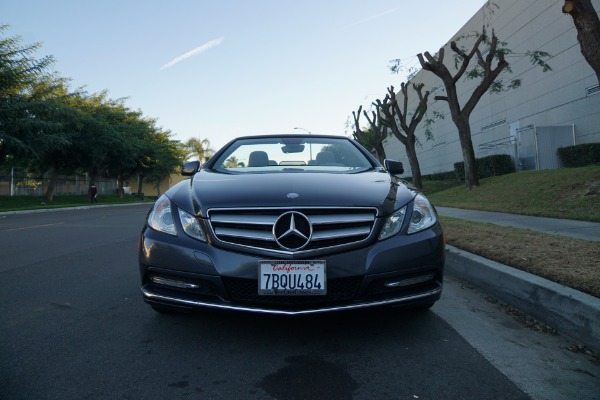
top-left (445, 245), bottom-right (600, 351)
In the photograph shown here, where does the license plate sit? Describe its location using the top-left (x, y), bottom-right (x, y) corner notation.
top-left (259, 260), bottom-right (326, 295)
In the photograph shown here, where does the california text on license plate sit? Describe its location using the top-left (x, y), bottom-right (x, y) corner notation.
top-left (259, 260), bottom-right (326, 295)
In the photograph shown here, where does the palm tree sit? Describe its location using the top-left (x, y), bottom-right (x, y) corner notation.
top-left (185, 137), bottom-right (214, 166)
top-left (224, 156), bottom-right (240, 168)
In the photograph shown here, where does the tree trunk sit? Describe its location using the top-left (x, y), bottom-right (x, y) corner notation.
top-left (137, 175), bottom-right (144, 196)
top-left (44, 164), bottom-right (59, 202)
top-left (117, 174), bottom-right (125, 198)
top-left (88, 169), bottom-right (98, 187)
top-left (374, 142), bottom-right (386, 164)
top-left (457, 118), bottom-right (479, 188)
top-left (405, 140), bottom-right (423, 190)
top-left (565, 0), bottom-right (600, 84)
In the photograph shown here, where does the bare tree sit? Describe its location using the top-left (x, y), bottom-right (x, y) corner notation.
top-left (352, 105), bottom-right (387, 164)
top-left (373, 84), bottom-right (431, 189)
top-left (417, 29), bottom-right (551, 188)
top-left (563, 0), bottom-right (600, 84)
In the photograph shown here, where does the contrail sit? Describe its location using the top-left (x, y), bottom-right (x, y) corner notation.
top-left (345, 7), bottom-right (401, 28)
top-left (160, 37), bottom-right (224, 70)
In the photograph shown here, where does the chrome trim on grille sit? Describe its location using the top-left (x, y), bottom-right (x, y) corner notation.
top-left (207, 207), bottom-right (378, 254)
top-left (311, 226), bottom-right (371, 241)
top-left (214, 227), bottom-right (274, 241)
top-left (210, 214), bottom-right (278, 225)
top-left (308, 214), bottom-right (375, 224)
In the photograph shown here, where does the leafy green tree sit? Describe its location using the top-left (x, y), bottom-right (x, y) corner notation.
top-left (100, 105), bottom-right (151, 197)
top-left (0, 24), bottom-right (193, 201)
top-left (0, 25), bottom-right (69, 167)
top-left (136, 129), bottom-right (187, 196)
top-left (70, 91), bottom-right (123, 187)
top-left (24, 79), bottom-right (97, 201)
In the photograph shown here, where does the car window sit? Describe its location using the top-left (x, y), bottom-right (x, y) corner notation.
top-left (211, 137), bottom-right (374, 173)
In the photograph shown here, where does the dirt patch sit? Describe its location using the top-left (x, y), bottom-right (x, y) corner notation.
top-left (584, 181), bottom-right (600, 197)
top-left (440, 217), bottom-right (600, 298)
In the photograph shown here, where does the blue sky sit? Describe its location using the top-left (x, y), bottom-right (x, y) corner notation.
top-left (2, 0), bottom-right (485, 151)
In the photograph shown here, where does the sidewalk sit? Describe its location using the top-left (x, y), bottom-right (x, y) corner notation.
top-left (436, 206), bottom-right (600, 242)
top-left (436, 207), bottom-right (600, 351)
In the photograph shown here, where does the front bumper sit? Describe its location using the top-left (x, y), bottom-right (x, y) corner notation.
top-left (139, 224), bottom-right (445, 315)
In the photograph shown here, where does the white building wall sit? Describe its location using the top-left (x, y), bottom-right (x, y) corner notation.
top-left (385, 0), bottom-right (600, 177)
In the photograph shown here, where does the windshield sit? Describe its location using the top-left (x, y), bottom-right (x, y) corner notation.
top-left (210, 136), bottom-right (375, 173)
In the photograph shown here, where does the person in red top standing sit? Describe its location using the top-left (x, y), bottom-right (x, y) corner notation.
top-left (89, 184), bottom-right (98, 203)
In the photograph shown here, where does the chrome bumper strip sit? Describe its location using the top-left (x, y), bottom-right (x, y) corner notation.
top-left (141, 286), bottom-right (442, 316)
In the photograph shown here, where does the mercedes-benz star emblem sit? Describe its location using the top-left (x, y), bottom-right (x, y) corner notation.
top-left (273, 211), bottom-right (312, 251)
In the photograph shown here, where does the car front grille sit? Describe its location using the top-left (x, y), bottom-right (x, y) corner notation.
top-left (222, 276), bottom-right (364, 309)
top-left (207, 207), bottom-right (377, 253)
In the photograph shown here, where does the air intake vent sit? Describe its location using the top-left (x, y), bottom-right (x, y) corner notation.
top-left (481, 118), bottom-right (506, 132)
top-left (586, 84), bottom-right (600, 96)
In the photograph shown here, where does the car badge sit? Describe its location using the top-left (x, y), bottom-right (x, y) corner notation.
top-left (273, 211), bottom-right (312, 251)
top-left (287, 192), bottom-right (300, 199)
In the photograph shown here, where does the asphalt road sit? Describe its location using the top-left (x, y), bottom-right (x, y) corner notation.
top-left (1, 205), bottom-right (598, 400)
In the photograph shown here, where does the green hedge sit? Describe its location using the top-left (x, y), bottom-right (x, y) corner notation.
top-left (558, 143), bottom-right (600, 167)
top-left (454, 154), bottom-right (515, 182)
top-left (422, 171), bottom-right (458, 182)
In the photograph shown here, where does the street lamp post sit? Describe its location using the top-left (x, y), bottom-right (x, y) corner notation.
top-left (293, 127), bottom-right (312, 160)
top-left (293, 127), bottom-right (311, 135)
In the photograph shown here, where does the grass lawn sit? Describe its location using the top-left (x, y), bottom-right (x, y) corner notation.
top-left (425, 166), bottom-right (600, 222)
top-left (440, 216), bottom-right (600, 298)
top-left (422, 166), bottom-right (600, 298)
top-left (0, 194), bottom-right (155, 212)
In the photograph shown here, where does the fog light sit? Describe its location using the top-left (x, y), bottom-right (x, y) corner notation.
top-left (384, 273), bottom-right (435, 288)
top-left (151, 276), bottom-right (199, 289)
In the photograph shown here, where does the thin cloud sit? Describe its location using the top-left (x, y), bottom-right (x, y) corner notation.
top-left (160, 37), bottom-right (224, 70)
top-left (345, 7), bottom-right (401, 28)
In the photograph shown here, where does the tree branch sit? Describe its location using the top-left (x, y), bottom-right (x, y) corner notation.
top-left (450, 33), bottom-right (486, 84)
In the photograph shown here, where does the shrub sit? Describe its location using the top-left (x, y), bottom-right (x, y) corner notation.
top-left (454, 154), bottom-right (515, 182)
top-left (422, 171), bottom-right (458, 182)
top-left (558, 143), bottom-right (600, 167)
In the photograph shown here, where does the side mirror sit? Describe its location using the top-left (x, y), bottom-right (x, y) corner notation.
top-left (384, 159), bottom-right (404, 175)
top-left (181, 161), bottom-right (201, 176)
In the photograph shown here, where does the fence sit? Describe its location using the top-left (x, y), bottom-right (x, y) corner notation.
top-left (0, 170), bottom-right (118, 197)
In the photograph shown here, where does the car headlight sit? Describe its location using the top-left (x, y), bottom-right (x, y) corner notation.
top-left (147, 195), bottom-right (176, 236)
top-left (379, 206), bottom-right (407, 240)
top-left (178, 208), bottom-right (207, 242)
top-left (408, 194), bottom-right (437, 234)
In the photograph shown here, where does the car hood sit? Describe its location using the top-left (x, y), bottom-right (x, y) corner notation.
top-left (170, 169), bottom-right (416, 217)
